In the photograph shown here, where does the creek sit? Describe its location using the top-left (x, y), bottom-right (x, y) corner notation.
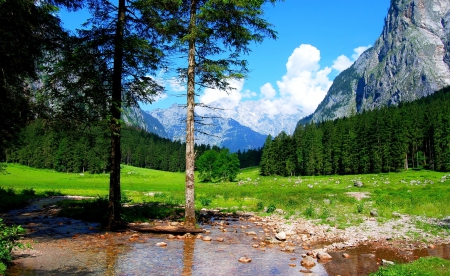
top-left (4, 198), bottom-right (450, 276)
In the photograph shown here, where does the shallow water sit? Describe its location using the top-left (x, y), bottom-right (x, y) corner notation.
top-left (4, 198), bottom-right (450, 276)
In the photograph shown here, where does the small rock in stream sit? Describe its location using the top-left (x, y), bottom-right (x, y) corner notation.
top-left (238, 257), bottom-right (252, 263)
top-left (300, 256), bottom-right (316, 268)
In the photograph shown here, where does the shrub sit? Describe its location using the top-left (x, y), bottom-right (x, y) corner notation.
top-left (0, 219), bottom-right (26, 274)
top-left (266, 204), bottom-right (276, 213)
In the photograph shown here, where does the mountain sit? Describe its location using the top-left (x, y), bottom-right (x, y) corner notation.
top-left (198, 99), bottom-right (299, 137)
top-left (301, 0), bottom-right (450, 124)
top-left (148, 104), bottom-right (267, 152)
top-left (122, 106), bottom-right (169, 139)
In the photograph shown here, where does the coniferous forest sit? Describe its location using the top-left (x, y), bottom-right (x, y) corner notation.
top-left (260, 86), bottom-right (450, 177)
top-left (3, 119), bottom-right (260, 173)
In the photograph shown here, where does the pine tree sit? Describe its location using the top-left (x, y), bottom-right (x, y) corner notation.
top-left (168, 0), bottom-right (279, 228)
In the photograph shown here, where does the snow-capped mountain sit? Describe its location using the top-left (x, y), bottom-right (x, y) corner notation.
top-left (203, 99), bottom-right (300, 137)
top-left (147, 104), bottom-right (269, 152)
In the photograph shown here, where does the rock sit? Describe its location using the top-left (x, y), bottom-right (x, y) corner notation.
top-left (282, 246), bottom-right (296, 253)
top-left (216, 237), bottom-right (224, 242)
top-left (130, 233), bottom-right (139, 238)
top-left (428, 244), bottom-right (436, 249)
top-left (289, 263), bottom-right (296, 267)
top-left (392, 212), bottom-right (402, 217)
top-left (342, 253), bottom-right (350, 258)
top-left (246, 231), bottom-right (257, 236)
top-left (275, 231), bottom-right (286, 241)
top-left (316, 252), bottom-right (332, 260)
top-left (252, 244), bottom-right (259, 248)
top-left (382, 259), bottom-right (395, 266)
top-left (168, 234), bottom-right (176, 239)
top-left (170, 221), bottom-right (179, 226)
top-left (202, 236), bottom-right (212, 241)
top-left (370, 210), bottom-right (379, 217)
top-left (238, 257), bottom-right (252, 263)
top-left (156, 242), bottom-right (167, 247)
top-left (300, 256), bottom-right (316, 268)
top-left (354, 181), bottom-right (363, 187)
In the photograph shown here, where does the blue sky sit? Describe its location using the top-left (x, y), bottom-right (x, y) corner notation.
top-left (59, 0), bottom-right (391, 118)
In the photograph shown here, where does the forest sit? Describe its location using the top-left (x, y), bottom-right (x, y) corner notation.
top-left (3, 119), bottom-right (261, 173)
top-left (260, 86), bottom-right (450, 177)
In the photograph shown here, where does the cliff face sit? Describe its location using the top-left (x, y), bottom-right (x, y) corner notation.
top-left (305, 0), bottom-right (450, 123)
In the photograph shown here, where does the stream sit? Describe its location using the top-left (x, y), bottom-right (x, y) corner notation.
top-left (3, 198), bottom-right (450, 275)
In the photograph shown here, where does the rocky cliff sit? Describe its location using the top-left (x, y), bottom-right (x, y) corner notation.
top-left (303, 0), bottom-right (450, 124)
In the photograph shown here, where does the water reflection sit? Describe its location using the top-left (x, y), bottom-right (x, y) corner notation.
top-left (181, 238), bottom-right (195, 276)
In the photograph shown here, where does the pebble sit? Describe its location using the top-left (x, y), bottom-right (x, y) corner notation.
top-left (275, 231), bottom-right (286, 241)
top-left (300, 256), bottom-right (316, 268)
top-left (202, 236), bottom-right (212, 241)
top-left (156, 242), bottom-right (167, 247)
top-left (238, 257), bottom-right (252, 263)
top-left (316, 252), bottom-right (332, 260)
top-left (342, 253), bottom-right (350, 258)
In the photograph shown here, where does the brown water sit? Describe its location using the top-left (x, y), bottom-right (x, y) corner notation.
top-left (4, 198), bottom-right (450, 276)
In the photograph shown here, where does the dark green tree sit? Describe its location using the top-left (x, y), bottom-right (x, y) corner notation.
top-left (168, 0), bottom-right (280, 228)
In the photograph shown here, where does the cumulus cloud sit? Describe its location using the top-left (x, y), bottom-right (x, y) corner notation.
top-left (332, 45), bottom-right (371, 72)
top-left (267, 44), bottom-right (333, 117)
top-left (200, 78), bottom-right (246, 105)
top-left (260, 83), bottom-right (277, 99)
top-left (193, 44), bottom-right (371, 119)
top-left (167, 77), bottom-right (186, 92)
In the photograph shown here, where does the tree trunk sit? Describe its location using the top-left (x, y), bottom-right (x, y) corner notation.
top-left (184, 0), bottom-right (197, 229)
top-left (107, 0), bottom-right (125, 231)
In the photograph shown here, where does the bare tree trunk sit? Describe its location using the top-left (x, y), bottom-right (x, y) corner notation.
top-left (107, 0), bottom-right (125, 231)
top-left (184, 0), bottom-right (197, 229)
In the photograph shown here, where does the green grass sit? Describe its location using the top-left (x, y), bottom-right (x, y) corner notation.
top-left (370, 257), bottom-right (450, 276)
top-left (1, 163), bottom-right (450, 230)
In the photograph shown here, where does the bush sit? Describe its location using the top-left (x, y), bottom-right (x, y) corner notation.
top-left (0, 219), bottom-right (26, 274)
top-left (266, 204), bottom-right (276, 213)
top-left (199, 197), bottom-right (212, 207)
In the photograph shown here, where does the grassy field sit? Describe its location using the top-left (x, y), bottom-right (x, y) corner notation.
top-left (1, 163), bottom-right (450, 230)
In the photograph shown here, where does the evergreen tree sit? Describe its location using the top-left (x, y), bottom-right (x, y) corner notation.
top-left (168, 0), bottom-right (280, 228)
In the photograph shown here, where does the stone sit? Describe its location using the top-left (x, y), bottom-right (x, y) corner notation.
top-left (316, 252), bottom-right (332, 260)
top-left (428, 244), bottom-right (436, 249)
top-left (370, 210), bottom-right (379, 217)
top-left (382, 259), bottom-right (395, 266)
top-left (282, 246), bottom-right (296, 253)
top-left (196, 234), bottom-right (202, 239)
top-left (275, 231), bottom-right (287, 241)
top-left (170, 221), bottom-right (179, 226)
top-left (156, 242), bottom-right (167, 247)
top-left (289, 263), bottom-right (296, 267)
top-left (202, 236), bottom-right (212, 241)
top-left (246, 231), bottom-right (257, 236)
top-left (168, 234), bottom-right (176, 239)
top-left (238, 257), bottom-right (252, 263)
top-left (216, 237), bottom-right (224, 242)
top-left (354, 180), bottom-right (363, 187)
top-left (342, 253), bottom-right (350, 258)
top-left (300, 256), bottom-right (316, 268)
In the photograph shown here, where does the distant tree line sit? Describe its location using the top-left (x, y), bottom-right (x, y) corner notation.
top-left (3, 119), bottom-right (260, 173)
top-left (260, 86), bottom-right (450, 176)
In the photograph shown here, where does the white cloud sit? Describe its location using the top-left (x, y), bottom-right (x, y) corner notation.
top-left (332, 55), bottom-right (353, 72)
top-left (260, 83), bottom-right (277, 99)
top-left (167, 77), bottom-right (186, 92)
top-left (272, 44), bottom-right (333, 117)
top-left (352, 45), bottom-right (370, 60)
top-left (332, 45), bottom-right (371, 72)
top-left (193, 44), bottom-right (371, 119)
top-left (199, 78), bottom-right (246, 106)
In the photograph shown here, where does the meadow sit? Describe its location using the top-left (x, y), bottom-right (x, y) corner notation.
top-left (1, 163), bottom-right (450, 231)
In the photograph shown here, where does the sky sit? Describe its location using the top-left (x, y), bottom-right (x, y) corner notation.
top-left (59, 0), bottom-right (391, 118)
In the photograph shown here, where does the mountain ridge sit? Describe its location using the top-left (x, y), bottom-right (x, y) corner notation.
top-left (301, 0), bottom-right (450, 124)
